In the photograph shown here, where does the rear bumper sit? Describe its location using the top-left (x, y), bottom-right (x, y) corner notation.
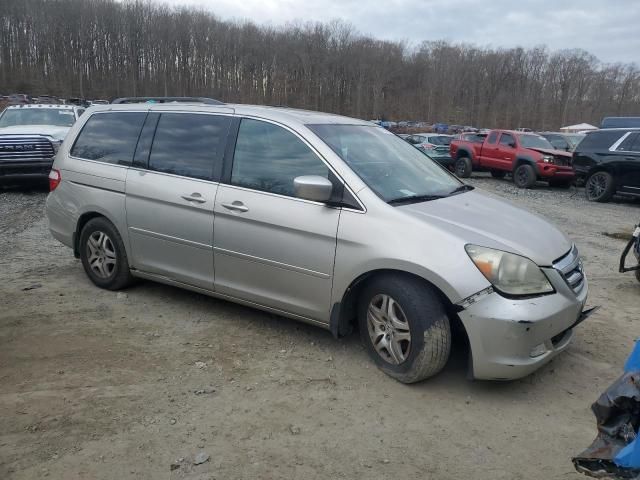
top-left (459, 269), bottom-right (589, 380)
top-left (0, 159), bottom-right (53, 183)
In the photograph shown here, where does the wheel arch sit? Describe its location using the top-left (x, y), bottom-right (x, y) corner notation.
top-left (329, 269), bottom-right (470, 352)
top-left (73, 209), bottom-right (124, 258)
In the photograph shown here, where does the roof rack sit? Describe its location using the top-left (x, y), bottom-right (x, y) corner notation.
top-left (111, 97), bottom-right (224, 105)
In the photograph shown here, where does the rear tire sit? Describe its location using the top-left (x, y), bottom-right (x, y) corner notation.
top-left (79, 217), bottom-right (134, 290)
top-left (585, 171), bottom-right (615, 202)
top-left (513, 164), bottom-right (536, 189)
top-left (490, 170), bottom-right (506, 179)
top-left (358, 274), bottom-right (451, 383)
top-left (454, 157), bottom-right (472, 178)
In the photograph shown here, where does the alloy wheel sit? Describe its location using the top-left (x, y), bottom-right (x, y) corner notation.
top-left (86, 231), bottom-right (117, 279)
top-left (367, 294), bottom-right (412, 365)
top-left (586, 173), bottom-right (607, 199)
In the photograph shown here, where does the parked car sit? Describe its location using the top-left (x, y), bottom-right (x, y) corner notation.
top-left (432, 123), bottom-right (448, 133)
top-left (601, 117), bottom-right (640, 129)
top-left (0, 104), bottom-right (84, 184)
top-left (539, 132), bottom-right (586, 152)
top-left (7, 93), bottom-right (32, 105)
top-left (406, 133), bottom-right (454, 167)
top-left (572, 128), bottom-right (640, 202)
top-left (450, 129), bottom-right (575, 188)
top-left (46, 98), bottom-right (591, 383)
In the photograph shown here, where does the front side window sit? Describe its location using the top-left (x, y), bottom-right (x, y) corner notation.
top-left (231, 118), bottom-right (329, 197)
top-left (0, 108), bottom-right (77, 127)
top-left (308, 124), bottom-right (462, 203)
top-left (148, 113), bottom-right (230, 180)
top-left (70, 112), bottom-right (147, 165)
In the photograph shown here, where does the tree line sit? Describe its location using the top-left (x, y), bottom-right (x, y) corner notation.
top-left (1, 0), bottom-right (639, 129)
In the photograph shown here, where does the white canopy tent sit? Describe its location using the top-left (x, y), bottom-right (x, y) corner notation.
top-left (560, 123), bottom-right (598, 133)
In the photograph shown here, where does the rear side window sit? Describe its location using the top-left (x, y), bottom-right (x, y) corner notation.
top-left (577, 131), bottom-right (626, 151)
top-left (487, 132), bottom-right (498, 144)
top-left (71, 112), bottom-right (147, 165)
top-left (231, 118), bottom-right (329, 197)
top-left (616, 133), bottom-right (640, 152)
top-left (148, 113), bottom-right (230, 181)
top-left (499, 133), bottom-right (515, 147)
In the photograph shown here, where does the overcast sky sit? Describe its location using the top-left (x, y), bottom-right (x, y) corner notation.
top-left (150, 0), bottom-right (639, 64)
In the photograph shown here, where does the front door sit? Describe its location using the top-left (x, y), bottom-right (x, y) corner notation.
top-left (497, 132), bottom-right (517, 170)
top-left (213, 118), bottom-right (340, 321)
top-left (125, 112), bottom-right (231, 289)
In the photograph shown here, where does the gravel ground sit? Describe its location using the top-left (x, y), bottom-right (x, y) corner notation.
top-left (0, 175), bottom-right (639, 480)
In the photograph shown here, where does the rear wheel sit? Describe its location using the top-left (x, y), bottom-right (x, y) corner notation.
top-left (454, 157), bottom-right (472, 178)
top-left (358, 274), bottom-right (451, 383)
top-left (79, 217), bottom-right (134, 290)
top-left (490, 170), bottom-right (506, 179)
top-left (585, 171), bottom-right (615, 202)
top-left (513, 164), bottom-right (536, 188)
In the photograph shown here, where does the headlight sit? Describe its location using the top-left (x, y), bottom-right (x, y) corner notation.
top-left (465, 245), bottom-right (554, 296)
top-left (542, 155), bottom-right (554, 163)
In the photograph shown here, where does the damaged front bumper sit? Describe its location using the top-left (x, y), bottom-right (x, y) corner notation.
top-left (457, 267), bottom-right (591, 380)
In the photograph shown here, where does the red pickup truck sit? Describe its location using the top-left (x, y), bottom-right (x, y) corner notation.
top-left (449, 130), bottom-right (574, 188)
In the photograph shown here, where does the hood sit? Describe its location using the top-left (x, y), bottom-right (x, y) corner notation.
top-left (527, 147), bottom-right (572, 158)
top-left (398, 190), bottom-right (571, 266)
top-left (0, 125), bottom-right (70, 142)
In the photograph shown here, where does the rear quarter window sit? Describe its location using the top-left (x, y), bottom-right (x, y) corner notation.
top-left (71, 112), bottom-right (147, 165)
top-left (576, 131), bottom-right (627, 152)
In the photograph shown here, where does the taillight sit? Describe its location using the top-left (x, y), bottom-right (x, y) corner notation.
top-left (49, 168), bottom-right (61, 191)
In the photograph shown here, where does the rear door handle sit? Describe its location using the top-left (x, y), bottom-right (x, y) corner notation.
top-left (221, 201), bottom-right (249, 212)
top-left (181, 193), bottom-right (206, 204)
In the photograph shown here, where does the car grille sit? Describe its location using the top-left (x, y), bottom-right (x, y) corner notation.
top-left (553, 156), bottom-right (570, 166)
top-left (0, 136), bottom-right (54, 161)
top-left (553, 245), bottom-right (585, 294)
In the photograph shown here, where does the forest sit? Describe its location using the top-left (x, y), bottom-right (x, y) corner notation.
top-left (1, 0), bottom-right (639, 129)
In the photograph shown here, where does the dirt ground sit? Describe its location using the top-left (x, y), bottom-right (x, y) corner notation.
top-left (1, 174), bottom-right (639, 480)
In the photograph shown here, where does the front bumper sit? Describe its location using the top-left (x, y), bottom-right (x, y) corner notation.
top-left (537, 163), bottom-right (575, 179)
top-left (0, 159), bottom-right (53, 183)
top-left (459, 268), bottom-right (589, 380)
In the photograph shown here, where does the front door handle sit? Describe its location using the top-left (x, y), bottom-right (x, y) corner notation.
top-left (181, 193), bottom-right (206, 204)
top-left (221, 201), bottom-right (249, 212)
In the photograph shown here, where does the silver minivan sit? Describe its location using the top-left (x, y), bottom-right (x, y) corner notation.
top-left (46, 99), bottom-right (591, 383)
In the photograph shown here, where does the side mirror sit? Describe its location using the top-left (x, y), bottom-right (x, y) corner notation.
top-left (293, 175), bottom-right (333, 202)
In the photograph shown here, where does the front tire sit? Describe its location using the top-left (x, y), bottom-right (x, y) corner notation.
top-left (513, 164), bottom-right (536, 188)
top-left (585, 171), bottom-right (615, 202)
top-left (358, 274), bottom-right (451, 383)
top-left (454, 157), bottom-right (472, 178)
top-left (79, 217), bottom-right (134, 290)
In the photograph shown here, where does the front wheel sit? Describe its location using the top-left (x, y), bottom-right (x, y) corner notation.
top-left (513, 164), bottom-right (536, 188)
top-left (585, 171), bottom-right (615, 202)
top-left (358, 274), bottom-right (451, 383)
top-left (454, 157), bottom-right (472, 178)
top-left (79, 217), bottom-right (134, 290)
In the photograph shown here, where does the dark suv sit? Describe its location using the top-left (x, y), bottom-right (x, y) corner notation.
top-left (573, 129), bottom-right (640, 202)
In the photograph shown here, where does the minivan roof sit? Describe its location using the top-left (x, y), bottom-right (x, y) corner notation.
top-left (84, 103), bottom-right (374, 128)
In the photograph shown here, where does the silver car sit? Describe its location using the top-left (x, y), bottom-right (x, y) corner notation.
top-left (46, 99), bottom-right (590, 383)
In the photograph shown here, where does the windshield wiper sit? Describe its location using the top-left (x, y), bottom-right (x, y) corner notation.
top-left (387, 194), bottom-right (445, 205)
top-left (448, 184), bottom-right (474, 195)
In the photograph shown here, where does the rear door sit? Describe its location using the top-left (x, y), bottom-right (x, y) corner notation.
top-left (125, 112), bottom-right (231, 289)
top-left (611, 132), bottom-right (640, 194)
top-left (479, 131), bottom-right (500, 167)
top-left (496, 132), bottom-right (517, 170)
top-left (213, 118), bottom-right (341, 321)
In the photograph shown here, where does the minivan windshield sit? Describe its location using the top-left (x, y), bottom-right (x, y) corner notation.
top-left (0, 108), bottom-right (76, 128)
top-left (308, 124), bottom-right (464, 204)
